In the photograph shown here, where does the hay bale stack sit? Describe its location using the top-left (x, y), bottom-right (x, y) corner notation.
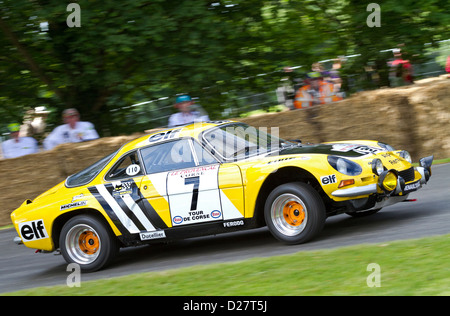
top-left (1, 77), bottom-right (448, 226)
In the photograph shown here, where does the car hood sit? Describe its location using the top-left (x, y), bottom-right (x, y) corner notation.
top-left (278, 142), bottom-right (387, 158)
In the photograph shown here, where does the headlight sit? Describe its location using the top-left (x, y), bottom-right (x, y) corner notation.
top-left (378, 170), bottom-right (398, 193)
top-left (399, 150), bottom-right (412, 163)
top-left (328, 156), bottom-right (362, 176)
top-left (377, 142), bottom-right (395, 151)
top-left (371, 158), bottom-right (384, 175)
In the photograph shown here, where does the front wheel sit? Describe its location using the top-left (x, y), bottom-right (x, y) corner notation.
top-left (59, 215), bottom-right (119, 272)
top-left (264, 182), bottom-right (326, 245)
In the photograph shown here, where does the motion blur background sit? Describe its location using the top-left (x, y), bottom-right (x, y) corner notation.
top-left (0, 0), bottom-right (449, 140)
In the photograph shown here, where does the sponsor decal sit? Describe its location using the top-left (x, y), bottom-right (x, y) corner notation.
top-left (352, 146), bottom-right (385, 155)
top-left (389, 158), bottom-right (400, 165)
top-left (169, 165), bottom-right (218, 177)
top-left (172, 209), bottom-right (223, 225)
top-left (267, 157), bottom-right (296, 165)
top-left (60, 200), bottom-right (87, 211)
top-left (112, 181), bottom-right (133, 191)
top-left (173, 216), bottom-right (183, 225)
top-left (331, 144), bottom-right (358, 152)
top-left (126, 164), bottom-right (141, 176)
top-left (71, 193), bottom-right (84, 202)
top-left (112, 181), bottom-right (133, 197)
top-left (140, 230), bottom-right (166, 241)
top-left (321, 174), bottom-right (337, 185)
top-left (19, 219), bottom-right (48, 241)
top-left (223, 220), bottom-right (244, 228)
top-left (149, 129), bottom-right (182, 143)
top-left (404, 181), bottom-right (420, 192)
top-left (331, 144), bottom-right (385, 155)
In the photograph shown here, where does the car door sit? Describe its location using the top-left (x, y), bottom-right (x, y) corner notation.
top-left (98, 150), bottom-right (157, 235)
top-left (139, 138), bottom-right (243, 229)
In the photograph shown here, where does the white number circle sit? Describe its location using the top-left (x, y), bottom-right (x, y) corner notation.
top-left (126, 164), bottom-right (141, 176)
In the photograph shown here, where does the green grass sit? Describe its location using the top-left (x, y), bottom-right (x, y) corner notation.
top-left (3, 234), bottom-right (449, 296)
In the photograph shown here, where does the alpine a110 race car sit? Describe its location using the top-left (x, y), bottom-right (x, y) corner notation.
top-left (11, 121), bottom-right (433, 271)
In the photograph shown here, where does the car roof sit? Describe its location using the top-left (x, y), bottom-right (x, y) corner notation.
top-left (118, 121), bottom-right (234, 154)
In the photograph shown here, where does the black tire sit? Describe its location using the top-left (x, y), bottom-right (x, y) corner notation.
top-left (346, 208), bottom-right (382, 218)
top-left (59, 214), bottom-right (119, 272)
top-left (264, 182), bottom-right (326, 245)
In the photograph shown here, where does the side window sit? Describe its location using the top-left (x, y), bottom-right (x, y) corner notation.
top-left (106, 151), bottom-right (143, 180)
top-left (193, 140), bottom-right (217, 166)
top-left (141, 139), bottom-right (197, 174)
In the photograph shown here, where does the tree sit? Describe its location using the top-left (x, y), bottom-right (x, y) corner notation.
top-left (1, 0), bottom-right (449, 136)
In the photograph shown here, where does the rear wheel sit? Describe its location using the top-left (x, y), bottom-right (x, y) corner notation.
top-left (264, 182), bottom-right (326, 244)
top-left (60, 215), bottom-right (119, 272)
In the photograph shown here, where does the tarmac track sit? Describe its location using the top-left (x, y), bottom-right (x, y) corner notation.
top-left (1, 164), bottom-right (449, 294)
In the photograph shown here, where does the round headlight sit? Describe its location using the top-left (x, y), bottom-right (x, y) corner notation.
top-left (328, 156), bottom-right (362, 176)
top-left (399, 150), bottom-right (412, 163)
top-left (371, 158), bottom-right (384, 175)
top-left (378, 170), bottom-right (398, 193)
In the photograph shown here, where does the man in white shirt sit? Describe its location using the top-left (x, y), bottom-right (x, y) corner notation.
top-left (43, 108), bottom-right (99, 150)
top-left (1, 123), bottom-right (39, 159)
top-left (168, 95), bottom-right (209, 127)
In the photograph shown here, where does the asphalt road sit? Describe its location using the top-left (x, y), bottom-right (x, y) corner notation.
top-left (1, 164), bottom-right (449, 294)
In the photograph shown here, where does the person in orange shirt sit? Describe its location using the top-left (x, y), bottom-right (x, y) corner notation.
top-left (294, 72), bottom-right (342, 109)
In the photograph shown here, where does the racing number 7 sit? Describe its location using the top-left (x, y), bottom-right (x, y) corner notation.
top-left (184, 176), bottom-right (199, 211)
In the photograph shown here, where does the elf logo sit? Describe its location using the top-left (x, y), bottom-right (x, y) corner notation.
top-left (321, 174), bottom-right (337, 185)
top-left (19, 220), bottom-right (48, 242)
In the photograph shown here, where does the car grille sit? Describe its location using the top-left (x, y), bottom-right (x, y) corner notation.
top-left (398, 167), bottom-right (415, 182)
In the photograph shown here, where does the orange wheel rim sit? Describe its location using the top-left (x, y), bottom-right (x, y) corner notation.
top-left (283, 201), bottom-right (305, 227)
top-left (78, 231), bottom-right (100, 255)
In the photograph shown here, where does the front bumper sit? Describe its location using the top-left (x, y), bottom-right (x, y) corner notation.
top-left (13, 236), bottom-right (23, 245)
top-left (331, 155), bottom-right (433, 198)
top-left (332, 184), bottom-right (377, 198)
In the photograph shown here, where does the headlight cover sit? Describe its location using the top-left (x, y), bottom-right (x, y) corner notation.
top-left (327, 156), bottom-right (362, 176)
top-left (377, 142), bottom-right (395, 151)
top-left (371, 158), bottom-right (384, 175)
top-left (399, 150), bottom-right (412, 163)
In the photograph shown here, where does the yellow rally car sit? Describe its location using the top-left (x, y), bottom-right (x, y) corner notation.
top-left (11, 121), bottom-right (433, 271)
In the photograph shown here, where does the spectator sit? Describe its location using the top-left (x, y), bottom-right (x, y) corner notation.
top-left (389, 48), bottom-right (413, 86)
top-left (294, 72), bottom-right (342, 109)
top-left (1, 123), bottom-right (39, 159)
top-left (43, 108), bottom-right (99, 150)
top-left (168, 95), bottom-right (209, 127)
top-left (276, 66), bottom-right (304, 110)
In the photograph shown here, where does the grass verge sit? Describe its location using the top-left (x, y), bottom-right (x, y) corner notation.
top-left (3, 234), bottom-right (449, 296)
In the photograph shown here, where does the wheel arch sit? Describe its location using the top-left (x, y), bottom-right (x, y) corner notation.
top-left (52, 208), bottom-right (117, 249)
top-left (253, 166), bottom-right (325, 226)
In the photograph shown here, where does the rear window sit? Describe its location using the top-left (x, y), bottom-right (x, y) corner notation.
top-left (65, 151), bottom-right (117, 187)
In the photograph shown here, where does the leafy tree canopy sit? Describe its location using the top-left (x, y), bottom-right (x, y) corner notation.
top-left (1, 0), bottom-right (448, 136)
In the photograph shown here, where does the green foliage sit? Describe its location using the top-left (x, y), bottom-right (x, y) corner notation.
top-left (0, 0), bottom-right (449, 135)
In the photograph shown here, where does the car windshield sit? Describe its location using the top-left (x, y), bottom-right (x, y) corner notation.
top-left (203, 123), bottom-right (292, 160)
top-left (66, 150), bottom-right (117, 187)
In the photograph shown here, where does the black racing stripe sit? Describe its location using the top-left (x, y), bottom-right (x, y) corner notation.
top-left (132, 180), bottom-right (168, 229)
top-left (138, 198), bottom-right (169, 229)
top-left (88, 186), bottom-right (128, 236)
top-left (115, 195), bottom-right (146, 232)
top-left (104, 183), bottom-right (146, 231)
top-left (124, 179), bottom-right (168, 230)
